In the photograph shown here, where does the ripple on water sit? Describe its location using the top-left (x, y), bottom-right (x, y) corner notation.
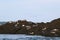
top-left (0, 34), bottom-right (60, 40)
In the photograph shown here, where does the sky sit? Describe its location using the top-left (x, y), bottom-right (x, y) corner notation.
top-left (0, 0), bottom-right (60, 22)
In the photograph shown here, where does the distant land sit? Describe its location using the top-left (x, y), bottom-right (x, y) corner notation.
top-left (0, 22), bottom-right (6, 25)
top-left (0, 18), bottom-right (60, 37)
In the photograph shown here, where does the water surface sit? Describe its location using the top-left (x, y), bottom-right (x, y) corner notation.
top-left (0, 34), bottom-right (60, 40)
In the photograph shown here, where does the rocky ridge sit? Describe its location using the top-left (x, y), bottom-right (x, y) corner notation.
top-left (0, 18), bottom-right (60, 37)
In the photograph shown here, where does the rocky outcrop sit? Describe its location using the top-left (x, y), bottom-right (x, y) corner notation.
top-left (0, 18), bottom-right (60, 37)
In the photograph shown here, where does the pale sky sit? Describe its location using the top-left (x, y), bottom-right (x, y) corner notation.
top-left (0, 0), bottom-right (60, 22)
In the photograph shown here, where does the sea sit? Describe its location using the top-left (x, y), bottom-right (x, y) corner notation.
top-left (0, 34), bottom-right (60, 40)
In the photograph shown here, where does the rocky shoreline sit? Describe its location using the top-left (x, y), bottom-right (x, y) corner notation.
top-left (0, 18), bottom-right (60, 37)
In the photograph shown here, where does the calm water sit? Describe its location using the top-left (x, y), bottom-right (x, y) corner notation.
top-left (0, 34), bottom-right (60, 40)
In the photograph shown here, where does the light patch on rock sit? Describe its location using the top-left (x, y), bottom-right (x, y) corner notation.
top-left (30, 32), bottom-right (34, 34)
top-left (15, 24), bottom-right (18, 27)
top-left (53, 29), bottom-right (58, 31)
top-left (17, 22), bottom-right (19, 24)
top-left (26, 26), bottom-right (31, 30)
top-left (42, 27), bottom-right (47, 30)
top-left (51, 31), bottom-right (56, 34)
top-left (22, 24), bottom-right (25, 27)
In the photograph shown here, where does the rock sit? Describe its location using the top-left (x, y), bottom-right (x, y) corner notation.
top-left (0, 18), bottom-right (60, 37)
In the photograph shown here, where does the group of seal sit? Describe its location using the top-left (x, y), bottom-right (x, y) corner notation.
top-left (0, 18), bottom-right (60, 37)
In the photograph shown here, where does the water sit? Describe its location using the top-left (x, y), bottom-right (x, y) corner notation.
top-left (0, 34), bottom-right (60, 40)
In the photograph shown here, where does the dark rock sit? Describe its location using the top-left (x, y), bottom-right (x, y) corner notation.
top-left (0, 18), bottom-right (60, 37)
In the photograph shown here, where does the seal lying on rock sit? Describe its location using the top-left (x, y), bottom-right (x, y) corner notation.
top-left (0, 18), bottom-right (60, 37)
